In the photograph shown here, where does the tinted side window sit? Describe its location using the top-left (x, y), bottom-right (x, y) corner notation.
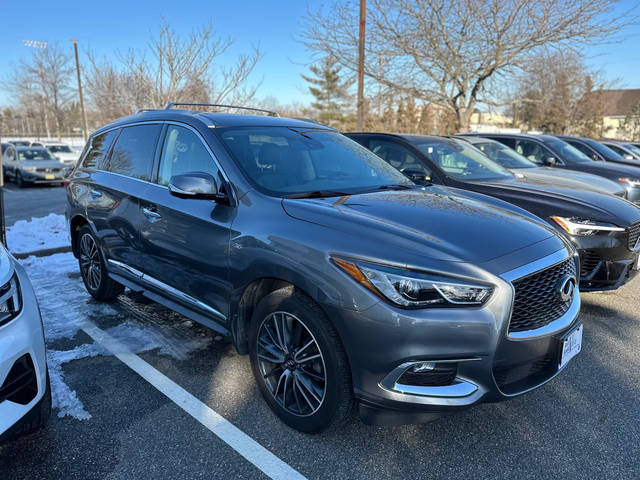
top-left (513, 140), bottom-right (545, 164)
top-left (157, 125), bottom-right (221, 186)
top-left (82, 129), bottom-right (119, 169)
top-left (369, 139), bottom-right (431, 176)
top-left (107, 124), bottom-right (161, 181)
top-left (569, 141), bottom-right (598, 159)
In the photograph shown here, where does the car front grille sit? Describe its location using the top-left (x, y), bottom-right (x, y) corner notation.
top-left (579, 250), bottom-right (601, 279)
top-left (0, 354), bottom-right (38, 406)
top-left (35, 168), bottom-right (61, 173)
top-left (627, 221), bottom-right (640, 250)
top-left (509, 257), bottom-right (576, 333)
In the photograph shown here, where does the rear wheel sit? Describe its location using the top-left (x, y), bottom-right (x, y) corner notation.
top-left (77, 225), bottom-right (124, 301)
top-left (249, 287), bottom-right (353, 433)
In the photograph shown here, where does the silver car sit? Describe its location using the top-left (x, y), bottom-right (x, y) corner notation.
top-left (2, 145), bottom-right (71, 188)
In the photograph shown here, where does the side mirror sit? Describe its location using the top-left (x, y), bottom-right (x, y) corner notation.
top-left (402, 168), bottom-right (431, 183)
top-left (542, 156), bottom-right (557, 166)
top-left (591, 153), bottom-right (601, 161)
top-left (168, 172), bottom-right (225, 201)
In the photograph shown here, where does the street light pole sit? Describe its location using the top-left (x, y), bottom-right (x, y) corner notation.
top-left (356, 0), bottom-right (366, 130)
top-left (71, 39), bottom-right (89, 142)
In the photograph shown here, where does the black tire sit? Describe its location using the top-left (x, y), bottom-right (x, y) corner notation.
top-left (16, 171), bottom-right (25, 188)
top-left (10, 370), bottom-right (51, 439)
top-left (249, 286), bottom-right (353, 433)
top-left (77, 225), bottom-right (124, 301)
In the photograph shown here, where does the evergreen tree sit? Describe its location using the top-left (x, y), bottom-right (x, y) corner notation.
top-left (301, 56), bottom-right (351, 127)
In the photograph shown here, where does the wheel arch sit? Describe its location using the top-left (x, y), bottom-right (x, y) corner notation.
top-left (69, 214), bottom-right (90, 258)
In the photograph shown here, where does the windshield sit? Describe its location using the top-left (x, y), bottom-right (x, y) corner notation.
top-left (217, 127), bottom-right (412, 196)
top-left (472, 141), bottom-right (536, 169)
top-left (544, 138), bottom-right (592, 163)
top-left (18, 148), bottom-right (56, 161)
top-left (409, 138), bottom-right (513, 181)
top-left (48, 145), bottom-right (73, 153)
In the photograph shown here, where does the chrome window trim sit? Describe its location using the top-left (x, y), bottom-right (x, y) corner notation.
top-left (107, 259), bottom-right (226, 321)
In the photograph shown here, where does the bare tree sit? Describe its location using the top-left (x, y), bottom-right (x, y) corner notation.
top-left (302, 0), bottom-right (632, 131)
top-left (84, 21), bottom-right (262, 125)
top-left (5, 43), bottom-right (74, 138)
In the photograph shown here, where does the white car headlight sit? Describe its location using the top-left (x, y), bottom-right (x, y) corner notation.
top-left (551, 216), bottom-right (625, 236)
top-left (332, 257), bottom-right (493, 308)
top-left (618, 178), bottom-right (640, 187)
top-left (0, 274), bottom-right (22, 327)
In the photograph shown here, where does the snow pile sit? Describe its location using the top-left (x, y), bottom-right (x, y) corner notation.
top-left (7, 214), bottom-right (70, 254)
top-left (21, 252), bottom-right (212, 420)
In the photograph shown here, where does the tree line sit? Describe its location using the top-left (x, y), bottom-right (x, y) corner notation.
top-left (1, 1), bottom-right (637, 139)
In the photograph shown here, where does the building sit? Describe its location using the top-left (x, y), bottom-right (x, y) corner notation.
top-left (599, 89), bottom-right (640, 140)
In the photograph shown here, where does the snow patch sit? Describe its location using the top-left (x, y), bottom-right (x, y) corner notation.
top-left (21, 252), bottom-right (212, 420)
top-left (8, 213), bottom-right (70, 254)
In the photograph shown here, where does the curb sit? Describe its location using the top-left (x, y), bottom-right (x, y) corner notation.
top-left (12, 246), bottom-right (72, 259)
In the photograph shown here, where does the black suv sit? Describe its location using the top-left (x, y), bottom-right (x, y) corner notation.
top-left (347, 133), bottom-right (640, 291)
top-left (460, 133), bottom-right (640, 203)
top-left (67, 105), bottom-right (583, 432)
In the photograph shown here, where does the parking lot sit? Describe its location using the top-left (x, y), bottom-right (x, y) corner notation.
top-left (0, 243), bottom-right (639, 479)
top-left (2, 183), bottom-right (67, 227)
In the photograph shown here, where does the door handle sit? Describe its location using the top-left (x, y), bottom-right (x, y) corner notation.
top-left (142, 207), bottom-right (162, 221)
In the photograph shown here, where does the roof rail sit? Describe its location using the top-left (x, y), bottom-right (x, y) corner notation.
top-left (134, 108), bottom-right (157, 114)
top-left (165, 102), bottom-right (279, 117)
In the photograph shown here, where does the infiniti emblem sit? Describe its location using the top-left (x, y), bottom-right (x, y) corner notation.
top-left (557, 275), bottom-right (576, 302)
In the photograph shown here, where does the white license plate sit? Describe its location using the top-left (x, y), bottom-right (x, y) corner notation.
top-left (634, 254), bottom-right (640, 271)
top-left (559, 325), bottom-right (582, 369)
top-left (45, 174), bottom-right (55, 180)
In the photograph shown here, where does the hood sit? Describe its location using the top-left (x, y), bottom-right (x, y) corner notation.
top-left (282, 188), bottom-right (559, 264)
top-left (526, 167), bottom-right (624, 195)
top-left (577, 160), bottom-right (640, 180)
top-left (19, 159), bottom-right (67, 169)
top-left (52, 152), bottom-right (78, 163)
top-left (468, 175), bottom-right (640, 226)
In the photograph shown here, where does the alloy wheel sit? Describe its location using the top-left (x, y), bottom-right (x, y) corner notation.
top-left (79, 233), bottom-right (102, 291)
top-left (256, 311), bottom-right (327, 417)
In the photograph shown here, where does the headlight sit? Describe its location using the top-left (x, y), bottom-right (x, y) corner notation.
top-left (332, 257), bottom-right (493, 308)
top-left (551, 216), bottom-right (625, 236)
top-left (618, 178), bottom-right (640, 187)
top-left (0, 274), bottom-right (22, 327)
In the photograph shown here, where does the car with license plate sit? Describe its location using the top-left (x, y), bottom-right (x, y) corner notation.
top-left (67, 104), bottom-right (582, 432)
top-left (3, 145), bottom-right (71, 187)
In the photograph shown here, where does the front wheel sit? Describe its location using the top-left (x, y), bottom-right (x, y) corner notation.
top-left (16, 172), bottom-right (25, 188)
top-left (77, 225), bottom-right (124, 301)
top-left (249, 287), bottom-right (353, 433)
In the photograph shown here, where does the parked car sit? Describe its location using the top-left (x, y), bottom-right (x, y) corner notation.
top-left (600, 140), bottom-right (640, 161)
top-left (348, 133), bottom-right (640, 291)
top-left (0, 243), bottom-right (51, 443)
top-left (553, 135), bottom-right (640, 168)
top-left (4, 146), bottom-right (71, 187)
top-left (41, 142), bottom-right (79, 165)
top-left (459, 133), bottom-right (640, 203)
top-left (67, 105), bottom-right (583, 432)
top-left (456, 136), bottom-right (626, 197)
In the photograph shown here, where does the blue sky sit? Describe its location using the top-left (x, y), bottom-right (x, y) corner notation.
top-left (0, 0), bottom-right (639, 108)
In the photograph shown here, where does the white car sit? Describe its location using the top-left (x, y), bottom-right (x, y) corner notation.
top-left (0, 245), bottom-right (50, 442)
top-left (40, 142), bottom-right (79, 165)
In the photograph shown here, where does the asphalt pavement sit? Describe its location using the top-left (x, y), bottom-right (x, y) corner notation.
top-left (1, 249), bottom-right (639, 479)
top-left (2, 183), bottom-right (67, 227)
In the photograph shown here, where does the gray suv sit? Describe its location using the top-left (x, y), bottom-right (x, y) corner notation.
top-left (66, 104), bottom-right (582, 432)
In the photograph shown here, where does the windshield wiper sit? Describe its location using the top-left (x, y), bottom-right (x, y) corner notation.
top-left (284, 190), bottom-right (352, 199)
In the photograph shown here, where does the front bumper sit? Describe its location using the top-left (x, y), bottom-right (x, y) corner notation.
top-left (325, 249), bottom-right (581, 426)
top-left (573, 232), bottom-right (640, 291)
top-left (0, 261), bottom-right (48, 439)
top-left (19, 169), bottom-right (67, 184)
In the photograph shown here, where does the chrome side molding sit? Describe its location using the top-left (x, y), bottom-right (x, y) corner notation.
top-left (107, 259), bottom-right (226, 321)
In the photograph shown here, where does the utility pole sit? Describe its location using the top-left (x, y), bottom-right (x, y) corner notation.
top-left (356, 0), bottom-right (366, 130)
top-left (71, 39), bottom-right (89, 141)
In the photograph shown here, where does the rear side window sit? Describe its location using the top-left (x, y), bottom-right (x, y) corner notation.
top-left (107, 124), bottom-right (162, 181)
top-left (157, 125), bottom-right (221, 186)
top-left (82, 129), bottom-right (119, 169)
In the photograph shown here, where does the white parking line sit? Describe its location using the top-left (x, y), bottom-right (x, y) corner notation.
top-left (81, 320), bottom-right (307, 480)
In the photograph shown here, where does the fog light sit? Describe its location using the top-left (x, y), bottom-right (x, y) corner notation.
top-left (411, 361), bottom-right (436, 372)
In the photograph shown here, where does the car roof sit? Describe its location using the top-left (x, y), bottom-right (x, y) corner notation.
top-left (93, 109), bottom-right (331, 137)
top-left (16, 145), bottom-right (47, 151)
top-left (459, 132), bottom-right (560, 142)
top-left (455, 135), bottom-right (502, 146)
